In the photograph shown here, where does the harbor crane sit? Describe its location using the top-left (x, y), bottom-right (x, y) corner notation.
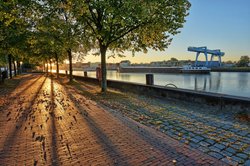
top-left (188, 47), bottom-right (225, 67)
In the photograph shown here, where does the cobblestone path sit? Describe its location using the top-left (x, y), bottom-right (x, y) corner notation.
top-left (70, 78), bottom-right (250, 165)
top-left (0, 74), bottom-right (225, 165)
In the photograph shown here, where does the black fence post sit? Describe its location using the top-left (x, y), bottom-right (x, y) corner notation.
top-left (146, 74), bottom-right (154, 85)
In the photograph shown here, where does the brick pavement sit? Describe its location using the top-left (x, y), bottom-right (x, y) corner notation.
top-left (0, 74), bottom-right (226, 165)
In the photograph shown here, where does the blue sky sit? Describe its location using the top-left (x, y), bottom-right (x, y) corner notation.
top-left (85, 0), bottom-right (250, 63)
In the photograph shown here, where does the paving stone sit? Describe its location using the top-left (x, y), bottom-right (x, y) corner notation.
top-left (237, 131), bottom-right (248, 137)
top-left (208, 152), bottom-right (224, 159)
top-left (200, 141), bottom-right (211, 147)
top-left (230, 144), bottom-right (241, 150)
top-left (221, 157), bottom-right (238, 166)
top-left (243, 147), bottom-right (250, 154)
top-left (191, 136), bottom-right (204, 143)
top-left (214, 143), bottom-right (226, 150)
top-left (221, 150), bottom-right (233, 157)
top-left (222, 125), bottom-right (231, 130)
top-left (244, 160), bottom-right (250, 166)
top-left (231, 156), bottom-right (244, 164)
top-left (225, 147), bottom-right (236, 154)
top-left (188, 132), bottom-right (195, 137)
top-left (197, 146), bottom-right (209, 153)
top-left (163, 122), bottom-right (169, 126)
top-left (236, 153), bottom-right (248, 160)
top-left (209, 146), bottom-right (221, 153)
top-left (241, 138), bottom-right (250, 145)
top-left (204, 139), bottom-right (215, 145)
top-left (189, 142), bottom-right (200, 149)
top-left (194, 135), bottom-right (205, 141)
top-left (226, 137), bottom-right (237, 143)
top-left (230, 128), bottom-right (240, 133)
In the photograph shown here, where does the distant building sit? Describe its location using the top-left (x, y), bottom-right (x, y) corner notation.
top-left (150, 61), bottom-right (168, 66)
top-left (196, 61), bottom-right (220, 67)
top-left (150, 60), bottom-right (192, 67)
top-left (106, 63), bottom-right (119, 70)
top-left (223, 63), bottom-right (235, 67)
top-left (120, 60), bottom-right (131, 67)
top-left (89, 62), bottom-right (100, 68)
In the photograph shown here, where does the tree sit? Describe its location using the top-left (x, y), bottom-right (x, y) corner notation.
top-left (170, 57), bottom-right (178, 62)
top-left (237, 56), bottom-right (249, 67)
top-left (0, 1), bottom-right (33, 78)
top-left (78, 0), bottom-right (190, 92)
top-left (225, 60), bottom-right (233, 64)
top-left (37, 0), bottom-right (87, 81)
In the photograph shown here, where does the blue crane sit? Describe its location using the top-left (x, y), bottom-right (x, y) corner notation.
top-left (188, 47), bottom-right (225, 67)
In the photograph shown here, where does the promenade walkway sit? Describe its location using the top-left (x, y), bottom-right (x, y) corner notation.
top-left (0, 74), bottom-right (225, 165)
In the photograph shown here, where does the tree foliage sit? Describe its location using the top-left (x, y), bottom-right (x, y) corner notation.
top-left (77, 0), bottom-right (191, 92)
top-left (0, 1), bottom-right (34, 77)
top-left (1, 0), bottom-right (191, 88)
top-left (32, 0), bottom-right (87, 80)
top-left (237, 56), bottom-right (250, 67)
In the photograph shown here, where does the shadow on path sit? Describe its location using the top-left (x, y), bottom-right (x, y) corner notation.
top-left (60, 82), bottom-right (130, 165)
top-left (47, 75), bottom-right (60, 166)
top-left (66, 81), bottom-right (212, 165)
top-left (0, 74), bottom-right (44, 112)
top-left (0, 75), bottom-right (47, 157)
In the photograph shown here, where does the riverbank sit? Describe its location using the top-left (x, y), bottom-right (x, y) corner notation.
top-left (118, 66), bottom-right (250, 73)
top-left (211, 67), bottom-right (250, 72)
top-left (68, 76), bottom-right (250, 165)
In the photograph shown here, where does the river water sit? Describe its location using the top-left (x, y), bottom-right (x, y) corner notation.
top-left (62, 70), bottom-right (250, 98)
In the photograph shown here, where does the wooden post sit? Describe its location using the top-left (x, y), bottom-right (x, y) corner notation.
top-left (84, 71), bottom-right (87, 77)
top-left (146, 74), bottom-right (154, 85)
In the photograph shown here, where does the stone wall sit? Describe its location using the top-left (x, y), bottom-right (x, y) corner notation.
top-left (71, 75), bottom-right (250, 114)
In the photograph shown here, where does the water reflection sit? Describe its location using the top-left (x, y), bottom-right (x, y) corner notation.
top-left (209, 72), bottom-right (221, 92)
top-left (119, 73), bottom-right (131, 81)
top-left (237, 73), bottom-right (248, 91)
top-left (63, 70), bottom-right (250, 98)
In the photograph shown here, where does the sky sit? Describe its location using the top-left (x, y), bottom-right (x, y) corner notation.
top-left (83, 0), bottom-right (250, 63)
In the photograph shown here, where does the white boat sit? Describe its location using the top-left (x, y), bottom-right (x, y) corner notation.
top-left (181, 65), bottom-right (211, 74)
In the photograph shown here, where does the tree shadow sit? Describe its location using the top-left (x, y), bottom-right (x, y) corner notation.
top-left (60, 83), bottom-right (130, 165)
top-left (48, 75), bottom-right (60, 166)
top-left (63, 80), bottom-right (205, 165)
top-left (0, 75), bottom-right (47, 159)
top-left (0, 74), bottom-right (44, 112)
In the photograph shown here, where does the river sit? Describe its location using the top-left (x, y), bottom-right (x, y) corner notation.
top-left (59, 70), bottom-right (250, 98)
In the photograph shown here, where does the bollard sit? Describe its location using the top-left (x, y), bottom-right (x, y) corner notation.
top-left (96, 67), bottom-right (102, 81)
top-left (1, 71), bottom-right (7, 83)
top-left (84, 71), bottom-right (87, 77)
top-left (146, 74), bottom-right (154, 85)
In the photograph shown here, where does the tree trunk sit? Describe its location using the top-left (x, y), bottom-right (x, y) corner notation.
top-left (67, 48), bottom-right (73, 82)
top-left (46, 61), bottom-right (49, 74)
top-left (49, 59), bottom-right (52, 73)
top-left (13, 57), bottom-right (17, 76)
top-left (17, 61), bottom-right (20, 75)
top-left (8, 54), bottom-right (12, 79)
top-left (55, 53), bottom-right (59, 78)
top-left (100, 43), bottom-right (108, 92)
top-left (43, 62), bottom-right (46, 73)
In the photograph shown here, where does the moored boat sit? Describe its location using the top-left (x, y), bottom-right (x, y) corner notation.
top-left (181, 65), bottom-right (211, 74)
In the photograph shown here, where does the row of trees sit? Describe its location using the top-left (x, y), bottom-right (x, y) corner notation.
top-left (1, 0), bottom-right (191, 92)
top-left (237, 56), bottom-right (250, 67)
